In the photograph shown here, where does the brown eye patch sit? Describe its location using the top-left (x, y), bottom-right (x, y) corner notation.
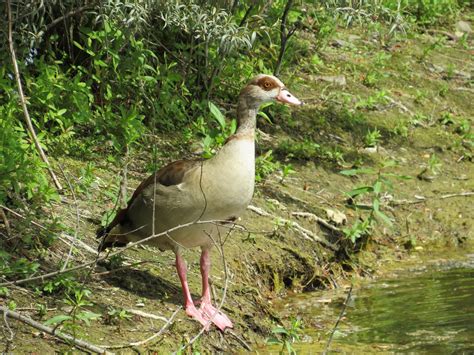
top-left (256, 77), bottom-right (279, 91)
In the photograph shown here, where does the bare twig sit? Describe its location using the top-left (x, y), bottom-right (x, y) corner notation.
top-left (119, 146), bottom-right (129, 209)
top-left (44, 5), bottom-right (93, 32)
top-left (57, 164), bottom-right (81, 271)
top-left (323, 285), bottom-right (353, 355)
top-left (5, 0), bottom-right (62, 191)
top-left (0, 219), bottom-right (244, 287)
top-left (291, 211), bottom-right (341, 233)
top-left (238, 4), bottom-right (255, 27)
top-left (102, 307), bottom-right (181, 349)
top-left (227, 329), bottom-right (252, 351)
top-left (391, 191), bottom-right (474, 206)
top-left (0, 306), bottom-right (107, 354)
top-left (93, 260), bottom-right (150, 277)
top-left (248, 205), bottom-right (338, 250)
top-left (386, 96), bottom-right (414, 116)
top-left (0, 204), bottom-right (97, 255)
top-left (125, 309), bottom-right (168, 322)
top-left (274, 0), bottom-right (297, 76)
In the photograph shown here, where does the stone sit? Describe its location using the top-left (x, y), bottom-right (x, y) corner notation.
top-left (325, 208), bottom-right (347, 225)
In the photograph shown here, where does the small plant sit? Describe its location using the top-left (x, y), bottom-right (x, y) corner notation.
top-left (356, 90), bottom-right (388, 110)
top-left (104, 307), bottom-right (132, 325)
top-left (364, 128), bottom-right (382, 148)
top-left (340, 160), bottom-right (411, 243)
top-left (439, 112), bottom-right (455, 126)
top-left (256, 150), bottom-right (280, 182)
top-left (277, 139), bottom-right (320, 160)
top-left (427, 153), bottom-right (442, 175)
top-left (45, 288), bottom-right (100, 336)
top-left (363, 71), bottom-right (381, 87)
top-left (280, 164), bottom-right (295, 184)
top-left (267, 318), bottom-right (304, 355)
top-left (194, 102), bottom-right (237, 158)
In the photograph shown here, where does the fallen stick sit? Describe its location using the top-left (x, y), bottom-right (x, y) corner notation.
top-left (391, 191), bottom-right (474, 206)
top-left (0, 306), bottom-right (107, 354)
top-left (291, 211), bottom-right (341, 233)
top-left (125, 309), bottom-right (168, 322)
top-left (248, 205), bottom-right (338, 251)
top-left (101, 307), bottom-right (181, 349)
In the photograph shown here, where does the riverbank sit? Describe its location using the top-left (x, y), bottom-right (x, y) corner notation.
top-left (1, 11), bottom-right (473, 353)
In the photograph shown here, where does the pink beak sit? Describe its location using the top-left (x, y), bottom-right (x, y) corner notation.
top-left (277, 89), bottom-right (302, 105)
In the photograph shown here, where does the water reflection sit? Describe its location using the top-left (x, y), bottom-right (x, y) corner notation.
top-left (276, 258), bottom-right (474, 353)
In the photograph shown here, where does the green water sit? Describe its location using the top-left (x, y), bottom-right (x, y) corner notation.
top-left (275, 256), bottom-right (474, 353)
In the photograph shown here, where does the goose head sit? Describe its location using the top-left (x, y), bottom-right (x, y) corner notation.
top-left (239, 74), bottom-right (302, 109)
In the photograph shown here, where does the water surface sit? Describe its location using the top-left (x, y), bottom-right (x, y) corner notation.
top-left (274, 256), bottom-right (474, 353)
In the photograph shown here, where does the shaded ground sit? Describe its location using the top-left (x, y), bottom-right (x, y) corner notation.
top-left (1, 17), bottom-right (473, 353)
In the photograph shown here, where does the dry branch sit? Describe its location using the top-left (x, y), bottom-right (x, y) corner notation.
top-left (247, 205), bottom-right (338, 251)
top-left (0, 219), bottom-right (243, 287)
top-left (101, 307), bottom-right (181, 349)
top-left (0, 204), bottom-right (97, 256)
top-left (5, 0), bottom-right (62, 191)
top-left (0, 306), bottom-right (107, 354)
top-left (391, 191), bottom-right (474, 206)
top-left (125, 309), bottom-right (168, 322)
top-left (291, 211), bottom-right (341, 233)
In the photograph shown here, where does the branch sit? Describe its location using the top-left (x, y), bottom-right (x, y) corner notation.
top-left (274, 0), bottom-right (294, 76)
top-left (5, 0), bottom-right (62, 191)
top-left (239, 5), bottom-right (255, 27)
top-left (44, 5), bottom-right (93, 32)
top-left (247, 205), bottom-right (338, 251)
top-left (323, 284), bottom-right (353, 355)
top-left (0, 219), bottom-right (244, 287)
top-left (101, 307), bottom-right (181, 349)
top-left (390, 191), bottom-right (474, 206)
top-left (291, 211), bottom-right (342, 233)
top-left (0, 306), bottom-right (107, 354)
top-left (0, 204), bottom-right (97, 255)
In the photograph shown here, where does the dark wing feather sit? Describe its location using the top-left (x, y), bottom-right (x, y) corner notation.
top-left (96, 159), bottom-right (202, 243)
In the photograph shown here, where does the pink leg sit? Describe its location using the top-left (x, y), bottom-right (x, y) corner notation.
top-left (175, 252), bottom-right (209, 330)
top-left (199, 248), bottom-right (233, 331)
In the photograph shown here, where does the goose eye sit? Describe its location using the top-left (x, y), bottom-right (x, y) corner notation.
top-left (264, 82), bottom-right (271, 88)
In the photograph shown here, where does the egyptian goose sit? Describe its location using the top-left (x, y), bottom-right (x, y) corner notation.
top-left (97, 74), bottom-right (302, 330)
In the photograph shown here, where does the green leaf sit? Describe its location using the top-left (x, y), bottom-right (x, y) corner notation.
top-left (73, 41), bottom-right (84, 50)
top-left (372, 198), bottom-right (380, 212)
top-left (373, 180), bottom-right (382, 195)
top-left (208, 102), bottom-right (226, 130)
top-left (374, 209), bottom-right (393, 226)
top-left (266, 337), bottom-right (283, 345)
top-left (346, 186), bottom-right (373, 197)
top-left (77, 311), bottom-right (101, 326)
top-left (340, 167), bottom-right (375, 176)
top-left (271, 326), bottom-right (289, 334)
top-left (384, 173), bottom-right (412, 180)
top-left (44, 314), bottom-right (72, 326)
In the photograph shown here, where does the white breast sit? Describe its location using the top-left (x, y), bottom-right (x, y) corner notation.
top-left (201, 138), bottom-right (255, 219)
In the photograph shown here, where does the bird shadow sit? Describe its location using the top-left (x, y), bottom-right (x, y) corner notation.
top-left (98, 268), bottom-right (196, 307)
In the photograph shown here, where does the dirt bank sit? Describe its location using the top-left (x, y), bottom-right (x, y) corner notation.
top-left (1, 19), bottom-right (473, 353)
